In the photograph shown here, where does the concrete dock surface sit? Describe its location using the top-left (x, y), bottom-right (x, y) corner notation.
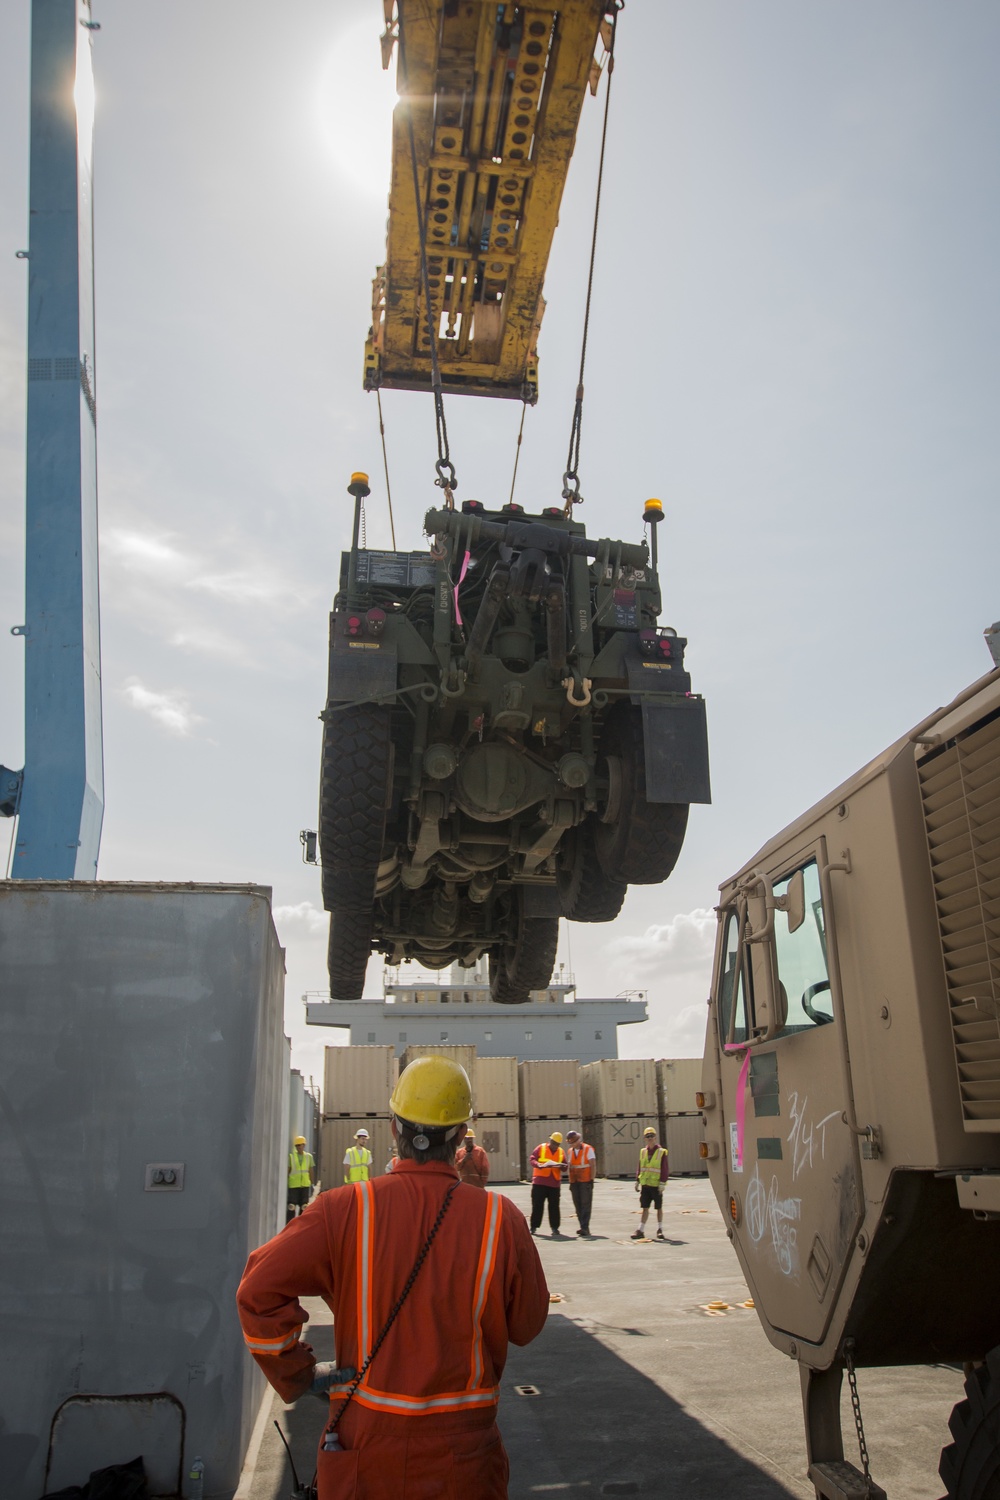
top-left (240, 1177), bottom-right (961, 1499)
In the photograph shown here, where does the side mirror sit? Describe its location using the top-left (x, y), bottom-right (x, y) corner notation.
top-left (782, 869), bottom-right (805, 933)
top-left (742, 874), bottom-right (787, 1044)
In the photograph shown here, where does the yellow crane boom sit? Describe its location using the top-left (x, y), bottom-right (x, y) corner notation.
top-left (365, 1), bottom-right (612, 404)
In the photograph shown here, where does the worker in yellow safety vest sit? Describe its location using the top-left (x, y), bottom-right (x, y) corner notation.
top-left (288, 1136), bottom-right (316, 1218)
top-left (528, 1132), bottom-right (566, 1237)
top-left (632, 1126), bottom-right (669, 1240)
top-left (343, 1128), bottom-right (373, 1184)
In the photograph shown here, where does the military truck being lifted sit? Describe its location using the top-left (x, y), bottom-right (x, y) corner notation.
top-left (320, 486), bottom-right (710, 1001)
top-left (700, 650), bottom-right (1000, 1499)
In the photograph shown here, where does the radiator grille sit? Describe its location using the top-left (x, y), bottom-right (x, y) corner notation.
top-left (918, 708), bottom-right (1000, 1130)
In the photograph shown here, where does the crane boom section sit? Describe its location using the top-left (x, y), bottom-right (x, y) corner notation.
top-left (365, 1), bottom-right (609, 404)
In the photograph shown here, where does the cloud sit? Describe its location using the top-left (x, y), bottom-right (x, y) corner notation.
top-left (104, 528), bottom-right (190, 578)
top-left (104, 528), bottom-right (305, 613)
top-left (609, 907), bottom-right (717, 979)
top-left (273, 901), bottom-right (329, 939)
top-left (189, 569), bottom-right (296, 606)
top-left (168, 625), bottom-right (248, 662)
top-left (120, 677), bottom-right (204, 736)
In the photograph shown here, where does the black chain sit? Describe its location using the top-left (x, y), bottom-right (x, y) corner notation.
top-left (561, 2), bottom-right (623, 514)
top-left (324, 1180), bottom-right (460, 1441)
top-left (844, 1342), bottom-right (874, 1496)
top-left (398, 11), bottom-right (457, 505)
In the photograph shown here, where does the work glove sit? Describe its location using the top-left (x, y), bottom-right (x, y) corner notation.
top-left (308, 1362), bottom-right (358, 1399)
top-left (634, 1181), bottom-right (640, 1193)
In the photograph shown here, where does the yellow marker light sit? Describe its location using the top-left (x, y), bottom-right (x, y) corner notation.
top-left (643, 497), bottom-right (664, 524)
top-left (351, 472), bottom-right (370, 486)
top-left (729, 1194), bottom-right (741, 1226)
top-left (347, 472), bottom-right (371, 499)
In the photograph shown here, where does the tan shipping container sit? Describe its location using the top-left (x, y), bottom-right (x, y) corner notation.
top-left (319, 1117), bottom-right (394, 1184)
top-left (583, 1114), bottom-right (660, 1178)
top-left (655, 1057), bottom-right (703, 1116)
top-left (323, 1045), bottom-right (395, 1116)
top-left (401, 1044), bottom-right (477, 1096)
top-left (519, 1118), bottom-right (581, 1176)
top-left (579, 1059), bottom-right (656, 1117)
top-left (518, 1060), bottom-right (580, 1119)
top-left (663, 1112), bottom-right (707, 1176)
top-left (474, 1116), bottom-right (521, 1182)
top-left (474, 1057), bottom-right (518, 1116)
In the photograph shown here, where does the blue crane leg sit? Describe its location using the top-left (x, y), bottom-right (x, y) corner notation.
top-left (10, 0), bottom-right (104, 879)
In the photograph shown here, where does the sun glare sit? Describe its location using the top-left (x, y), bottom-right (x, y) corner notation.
top-left (74, 30), bottom-right (97, 164)
top-left (316, 16), bottom-right (397, 199)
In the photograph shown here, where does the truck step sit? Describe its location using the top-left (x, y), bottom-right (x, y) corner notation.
top-left (808, 1460), bottom-right (887, 1500)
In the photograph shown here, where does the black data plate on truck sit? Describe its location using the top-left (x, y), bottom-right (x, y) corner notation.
top-left (351, 550), bottom-right (437, 588)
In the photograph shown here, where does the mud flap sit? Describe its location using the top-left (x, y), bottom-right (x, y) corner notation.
top-left (641, 699), bottom-right (711, 804)
top-left (327, 644), bottom-right (399, 704)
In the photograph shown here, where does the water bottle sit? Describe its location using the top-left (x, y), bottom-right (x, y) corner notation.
top-left (321, 1429), bottom-right (343, 1451)
top-left (187, 1457), bottom-right (205, 1499)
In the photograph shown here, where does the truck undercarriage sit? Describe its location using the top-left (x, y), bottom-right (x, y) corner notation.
top-left (319, 496), bottom-right (710, 1001)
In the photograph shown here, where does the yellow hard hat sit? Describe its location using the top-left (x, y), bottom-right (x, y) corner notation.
top-left (389, 1056), bottom-right (472, 1129)
top-left (294, 1135), bottom-right (307, 1145)
top-left (643, 1126), bottom-right (657, 1136)
top-left (549, 1131), bottom-right (563, 1144)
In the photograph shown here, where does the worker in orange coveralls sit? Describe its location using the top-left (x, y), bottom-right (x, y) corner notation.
top-left (237, 1056), bottom-right (549, 1499)
top-left (455, 1126), bottom-right (490, 1188)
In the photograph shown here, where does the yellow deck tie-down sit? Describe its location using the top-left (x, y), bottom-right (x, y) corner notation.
top-left (365, 1), bottom-right (610, 403)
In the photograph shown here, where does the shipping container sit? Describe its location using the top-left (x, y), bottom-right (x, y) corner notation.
top-left (655, 1057), bottom-right (703, 1116)
top-left (664, 1112), bottom-right (707, 1176)
top-left (320, 1117), bottom-right (394, 1183)
top-left (0, 881), bottom-right (287, 1500)
top-left (584, 1115), bottom-right (660, 1178)
top-left (518, 1059), bottom-right (581, 1119)
top-left (324, 1045), bottom-right (395, 1116)
top-left (474, 1056), bottom-right (518, 1115)
top-left (473, 1116), bottom-right (521, 1182)
top-left (519, 1117), bottom-right (582, 1176)
top-left (402, 1043), bottom-right (477, 1095)
top-left (579, 1058), bottom-right (656, 1117)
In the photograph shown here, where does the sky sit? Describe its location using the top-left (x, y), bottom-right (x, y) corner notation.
top-left (1, 2), bottom-right (998, 1090)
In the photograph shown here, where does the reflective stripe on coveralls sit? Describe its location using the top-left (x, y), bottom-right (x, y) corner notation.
top-left (533, 1146), bottom-right (564, 1182)
top-left (345, 1146), bottom-right (372, 1182)
top-left (288, 1151), bottom-right (313, 1188)
top-left (243, 1327), bottom-right (304, 1355)
top-left (338, 1181), bottom-right (504, 1414)
top-left (637, 1146), bottom-right (667, 1186)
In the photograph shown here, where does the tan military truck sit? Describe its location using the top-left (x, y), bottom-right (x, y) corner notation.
top-left (701, 651), bottom-right (1000, 1499)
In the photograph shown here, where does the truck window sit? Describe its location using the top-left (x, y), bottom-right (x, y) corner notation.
top-left (719, 908), bottom-right (751, 1044)
top-left (773, 860), bottom-right (832, 1035)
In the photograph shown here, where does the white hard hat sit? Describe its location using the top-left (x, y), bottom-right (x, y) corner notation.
top-left (355, 1128), bottom-right (370, 1138)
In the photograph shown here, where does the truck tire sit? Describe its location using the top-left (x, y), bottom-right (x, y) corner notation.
top-left (594, 703), bottom-right (689, 886)
top-left (327, 908), bottom-right (373, 999)
top-left (489, 895), bottom-right (559, 1003)
top-left (556, 821), bottom-right (627, 922)
top-left (940, 1349), bottom-right (1000, 1499)
top-left (320, 705), bottom-right (392, 912)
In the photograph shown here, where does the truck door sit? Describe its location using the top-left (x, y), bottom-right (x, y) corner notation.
top-left (715, 843), bottom-right (864, 1346)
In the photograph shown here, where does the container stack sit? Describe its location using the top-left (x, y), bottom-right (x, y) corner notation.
top-left (580, 1059), bottom-right (658, 1177)
top-left (656, 1057), bottom-right (707, 1176)
top-left (518, 1060), bottom-right (582, 1172)
top-left (322, 1045), bottom-right (396, 1182)
top-left (402, 1042), bottom-right (477, 1096)
top-left (473, 1056), bottom-right (519, 1182)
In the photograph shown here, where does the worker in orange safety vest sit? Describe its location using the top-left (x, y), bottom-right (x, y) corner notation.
top-left (528, 1131), bottom-right (566, 1237)
top-left (565, 1129), bottom-right (596, 1237)
top-left (237, 1056), bottom-right (549, 1499)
